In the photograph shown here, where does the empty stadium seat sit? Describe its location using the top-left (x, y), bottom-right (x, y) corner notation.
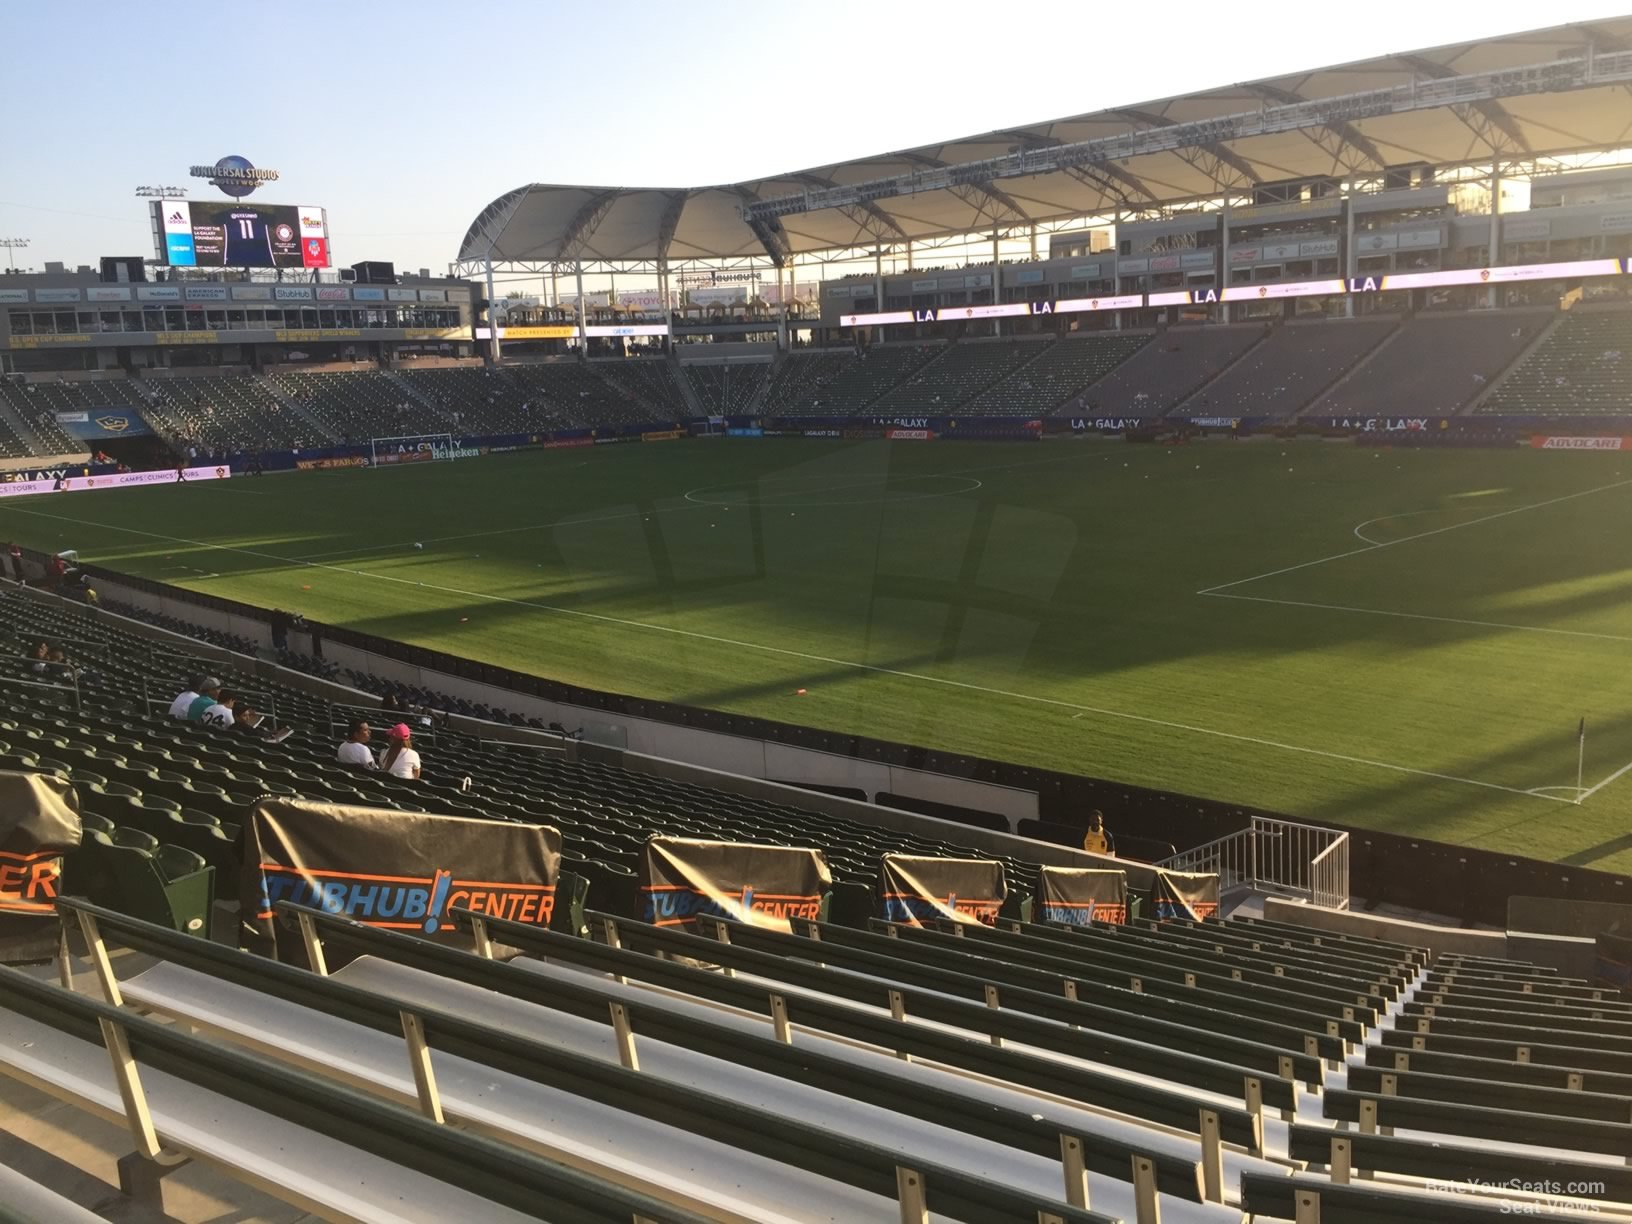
top-left (1480, 307), bottom-right (1632, 415)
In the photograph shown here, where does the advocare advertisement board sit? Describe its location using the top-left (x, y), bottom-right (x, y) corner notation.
top-left (242, 797), bottom-right (560, 963)
top-left (640, 835), bottom-right (831, 932)
top-left (878, 853), bottom-right (1007, 926)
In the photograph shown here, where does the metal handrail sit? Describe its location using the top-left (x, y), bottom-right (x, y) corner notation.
top-left (1159, 816), bottom-right (1349, 910)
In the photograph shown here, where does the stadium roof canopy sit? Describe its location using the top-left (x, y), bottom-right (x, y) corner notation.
top-left (458, 20), bottom-right (1632, 271)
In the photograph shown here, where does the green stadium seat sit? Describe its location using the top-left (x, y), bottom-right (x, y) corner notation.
top-left (100, 838), bottom-right (213, 935)
top-left (109, 826), bottom-right (158, 854)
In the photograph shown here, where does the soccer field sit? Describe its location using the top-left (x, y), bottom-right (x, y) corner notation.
top-left (5, 437), bottom-right (1632, 871)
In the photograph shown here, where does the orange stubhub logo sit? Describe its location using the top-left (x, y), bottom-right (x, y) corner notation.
top-left (256, 864), bottom-right (553, 932)
top-left (0, 849), bottom-right (61, 914)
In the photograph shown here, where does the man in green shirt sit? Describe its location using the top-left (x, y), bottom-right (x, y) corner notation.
top-left (186, 678), bottom-right (223, 722)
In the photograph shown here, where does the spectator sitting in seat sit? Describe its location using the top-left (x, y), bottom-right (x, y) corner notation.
top-left (183, 677), bottom-right (223, 722)
top-left (232, 704), bottom-right (292, 743)
top-left (200, 688), bottom-right (237, 729)
top-left (381, 723), bottom-right (421, 780)
top-left (168, 675), bottom-right (209, 719)
top-left (336, 720), bottom-right (378, 770)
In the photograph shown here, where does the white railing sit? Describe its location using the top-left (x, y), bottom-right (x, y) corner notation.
top-left (1159, 816), bottom-right (1349, 910)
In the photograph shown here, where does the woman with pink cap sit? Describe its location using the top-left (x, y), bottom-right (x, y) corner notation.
top-left (381, 723), bottom-right (422, 780)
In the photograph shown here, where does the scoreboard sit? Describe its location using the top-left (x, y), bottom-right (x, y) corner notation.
top-left (154, 200), bottom-right (330, 269)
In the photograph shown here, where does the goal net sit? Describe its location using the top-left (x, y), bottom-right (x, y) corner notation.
top-left (368, 433), bottom-right (465, 467)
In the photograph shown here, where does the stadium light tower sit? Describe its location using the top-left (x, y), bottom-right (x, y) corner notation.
top-left (135, 186), bottom-right (187, 198)
top-left (0, 238), bottom-right (28, 272)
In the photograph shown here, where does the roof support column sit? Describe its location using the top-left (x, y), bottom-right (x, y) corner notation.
top-left (1488, 163), bottom-right (1501, 308)
top-left (874, 247), bottom-right (884, 346)
top-left (549, 268), bottom-right (559, 311)
top-left (658, 259), bottom-right (671, 354)
top-left (574, 264), bottom-right (588, 357)
top-left (485, 258), bottom-right (501, 363)
top-left (1029, 225), bottom-right (1038, 261)
top-left (1343, 195), bottom-right (1355, 318)
top-left (1220, 205), bottom-right (1231, 324)
top-left (992, 231), bottom-right (1002, 337)
top-left (906, 241), bottom-right (914, 272)
top-left (777, 264), bottom-right (789, 353)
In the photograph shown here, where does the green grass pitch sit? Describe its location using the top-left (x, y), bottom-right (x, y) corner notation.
top-left (5, 437), bottom-right (1632, 872)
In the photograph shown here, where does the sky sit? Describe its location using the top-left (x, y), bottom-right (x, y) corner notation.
top-left (3, 0), bottom-right (1628, 278)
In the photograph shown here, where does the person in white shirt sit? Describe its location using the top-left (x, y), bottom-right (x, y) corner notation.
top-left (200, 690), bottom-right (237, 729)
top-left (168, 678), bottom-right (205, 719)
top-left (336, 720), bottom-right (377, 770)
top-left (380, 723), bottom-right (421, 780)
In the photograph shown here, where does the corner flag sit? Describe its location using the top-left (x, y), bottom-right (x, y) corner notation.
top-left (1577, 717), bottom-right (1587, 804)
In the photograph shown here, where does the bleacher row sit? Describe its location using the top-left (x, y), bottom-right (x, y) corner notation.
top-left (10, 891), bottom-right (1632, 1221)
top-left (0, 589), bottom-right (1066, 919)
top-left (0, 586), bottom-right (1627, 1221)
top-left (5, 305), bottom-right (1631, 460)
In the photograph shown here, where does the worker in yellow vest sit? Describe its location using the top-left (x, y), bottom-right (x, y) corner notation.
top-left (1082, 810), bottom-right (1115, 856)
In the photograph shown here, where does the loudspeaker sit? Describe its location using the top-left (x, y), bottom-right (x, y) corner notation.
top-left (100, 256), bottom-right (146, 284)
top-left (350, 261), bottom-right (396, 285)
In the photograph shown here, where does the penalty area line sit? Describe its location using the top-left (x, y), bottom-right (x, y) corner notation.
top-left (0, 501), bottom-right (1572, 806)
top-left (1199, 477), bottom-right (1632, 596)
top-left (1200, 590), bottom-right (1632, 646)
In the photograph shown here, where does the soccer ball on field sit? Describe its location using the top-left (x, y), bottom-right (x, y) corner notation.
top-left (413, 542), bottom-right (424, 551)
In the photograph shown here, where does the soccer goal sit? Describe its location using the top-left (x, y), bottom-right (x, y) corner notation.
top-left (368, 433), bottom-right (460, 468)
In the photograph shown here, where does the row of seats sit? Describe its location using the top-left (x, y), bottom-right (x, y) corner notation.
top-left (682, 362), bottom-right (769, 415)
top-left (0, 586), bottom-right (1049, 913)
top-left (775, 344), bottom-right (945, 416)
top-left (0, 381), bottom-right (112, 454)
top-left (869, 338), bottom-right (1049, 412)
top-left (142, 374), bottom-right (307, 453)
top-left (16, 890), bottom-right (1621, 1222)
top-left (1178, 317), bottom-right (1399, 419)
top-left (964, 333), bottom-right (1152, 415)
top-left (0, 305), bottom-right (1600, 461)
top-left (1480, 307), bottom-right (1632, 415)
top-left (266, 368), bottom-right (451, 443)
top-left (1312, 310), bottom-right (1552, 418)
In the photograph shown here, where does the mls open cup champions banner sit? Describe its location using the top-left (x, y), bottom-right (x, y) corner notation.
top-left (1151, 868), bottom-right (1221, 921)
top-left (1037, 867), bottom-right (1128, 926)
top-left (640, 836), bottom-right (831, 932)
top-left (242, 798), bottom-right (560, 961)
top-left (0, 771), bottom-right (81, 950)
top-left (878, 853), bottom-right (1007, 926)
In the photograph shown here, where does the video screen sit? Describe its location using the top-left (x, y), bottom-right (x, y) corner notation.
top-left (156, 200), bottom-right (329, 269)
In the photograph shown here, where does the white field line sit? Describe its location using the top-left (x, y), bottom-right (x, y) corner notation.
top-left (1201, 590), bottom-right (1632, 646)
top-left (1198, 478), bottom-right (1632, 595)
top-left (0, 501), bottom-right (1575, 806)
top-left (1578, 757), bottom-right (1632, 803)
top-left (1351, 508), bottom-right (1439, 545)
